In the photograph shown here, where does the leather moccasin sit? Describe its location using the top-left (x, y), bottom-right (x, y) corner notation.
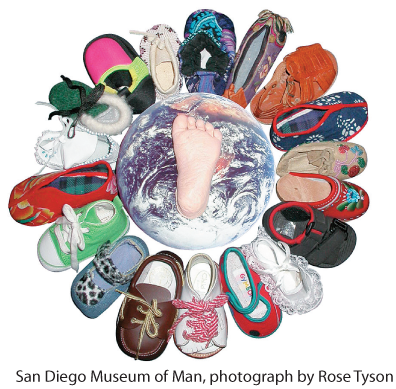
top-left (116, 251), bottom-right (184, 361)
top-left (168, 253), bottom-right (228, 359)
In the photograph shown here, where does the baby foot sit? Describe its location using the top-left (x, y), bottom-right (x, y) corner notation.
top-left (172, 114), bottom-right (222, 219)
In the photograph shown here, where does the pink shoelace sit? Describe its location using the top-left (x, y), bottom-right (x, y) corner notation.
top-left (167, 294), bottom-right (228, 347)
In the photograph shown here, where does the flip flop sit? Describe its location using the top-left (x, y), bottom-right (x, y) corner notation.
top-left (251, 43), bottom-right (338, 124)
top-left (84, 34), bottom-right (155, 114)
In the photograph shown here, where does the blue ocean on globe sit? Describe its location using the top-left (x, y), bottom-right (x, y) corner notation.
top-left (117, 93), bottom-right (274, 249)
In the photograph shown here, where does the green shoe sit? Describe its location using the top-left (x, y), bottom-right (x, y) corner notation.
top-left (37, 197), bottom-right (130, 272)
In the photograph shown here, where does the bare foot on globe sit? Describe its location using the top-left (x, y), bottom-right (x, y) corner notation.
top-left (172, 114), bottom-right (222, 219)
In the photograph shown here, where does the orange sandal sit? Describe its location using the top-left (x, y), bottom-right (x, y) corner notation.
top-left (250, 44), bottom-right (337, 124)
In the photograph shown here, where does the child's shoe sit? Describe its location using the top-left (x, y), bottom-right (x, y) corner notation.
top-left (37, 196), bottom-right (129, 272)
top-left (168, 253), bottom-right (228, 358)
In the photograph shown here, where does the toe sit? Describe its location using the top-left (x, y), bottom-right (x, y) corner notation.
top-left (172, 114), bottom-right (188, 135)
top-left (213, 128), bottom-right (222, 142)
top-left (204, 122), bottom-right (215, 137)
top-left (196, 119), bottom-right (205, 131)
top-left (187, 116), bottom-right (196, 130)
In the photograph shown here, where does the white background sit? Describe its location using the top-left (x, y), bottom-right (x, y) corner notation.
top-left (2, 1), bottom-right (395, 388)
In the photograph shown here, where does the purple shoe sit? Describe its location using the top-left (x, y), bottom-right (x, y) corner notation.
top-left (223, 10), bottom-right (293, 108)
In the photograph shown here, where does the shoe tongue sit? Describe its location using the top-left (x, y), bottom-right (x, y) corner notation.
top-left (136, 283), bottom-right (171, 304)
top-left (307, 150), bottom-right (330, 167)
top-left (84, 206), bottom-right (103, 224)
top-left (83, 202), bottom-right (114, 224)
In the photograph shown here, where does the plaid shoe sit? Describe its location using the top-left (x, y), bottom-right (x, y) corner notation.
top-left (9, 161), bottom-right (117, 226)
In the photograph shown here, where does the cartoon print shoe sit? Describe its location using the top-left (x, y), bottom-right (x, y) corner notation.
top-left (168, 253), bottom-right (228, 358)
top-left (178, 9), bottom-right (236, 95)
top-left (219, 247), bottom-right (282, 338)
top-left (276, 172), bottom-right (369, 221)
top-left (251, 43), bottom-right (338, 124)
top-left (241, 228), bottom-right (323, 315)
top-left (223, 10), bottom-right (293, 108)
top-left (9, 161), bottom-right (117, 226)
top-left (37, 196), bottom-right (130, 272)
top-left (116, 251), bottom-right (184, 361)
top-left (276, 141), bottom-right (368, 180)
top-left (71, 235), bottom-right (149, 318)
top-left (262, 202), bottom-right (357, 268)
top-left (131, 24), bottom-right (183, 100)
top-left (270, 92), bottom-right (368, 151)
top-left (84, 34), bottom-right (155, 114)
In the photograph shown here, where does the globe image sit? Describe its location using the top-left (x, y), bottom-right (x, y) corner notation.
top-left (117, 93), bottom-right (274, 250)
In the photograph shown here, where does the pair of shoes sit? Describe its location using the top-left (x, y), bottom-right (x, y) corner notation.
top-left (116, 252), bottom-right (228, 360)
top-left (269, 92), bottom-right (368, 151)
top-left (178, 9), bottom-right (236, 95)
top-left (71, 235), bottom-right (149, 318)
top-left (223, 10), bottom-right (293, 107)
top-left (130, 24), bottom-right (183, 100)
top-left (251, 43), bottom-right (338, 124)
top-left (276, 172), bottom-right (369, 221)
top-left (37, 196), bottom-right (130, 272)
top-left (9, 161), bottom-right (117, 226)
top-left (262, 202), bottom-right (357, 268)
top-left (276, 141), bottom-right (368, 181)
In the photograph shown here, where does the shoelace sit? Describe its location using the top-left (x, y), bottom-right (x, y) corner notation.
top-left (167, 294), bottom-right (228, 348)
top-left (117, 290), bottom-right (162, 360)
top-left (54, 204), bottom-right (89, 272)
top-left (129, 30), bottom-right (163, 47)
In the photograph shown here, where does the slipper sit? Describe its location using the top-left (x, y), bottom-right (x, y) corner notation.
top-left (241, 228), bottom-right (323, 315)
top-left (178, 9), bottom-right (236, 95)
top-left (131, 24), bottom-right (183, 100)
top-left (250, 43), bottom-right (338, 124)
top-left (276, 172), bottom-right (369, 221)
top-left (219, 247), bottom-right (282, 338)
top-left (270, 92), bottom-right (368, 150)
top-left (84, 34), bottom-right (155, 114)
top-left (223, 10), bottom-right (293, 108)
top-left (276, 141), bottom-right (368, 180)
top-left (71, 236), bottom-right (149, 318)
top-left (262, 202), bottom-right (357, 268)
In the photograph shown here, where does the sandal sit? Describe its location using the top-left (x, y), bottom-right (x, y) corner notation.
top-left (251, 43), bottom-right (337, 124)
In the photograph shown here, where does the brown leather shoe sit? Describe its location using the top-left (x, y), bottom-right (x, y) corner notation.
top-left (250, 43), bottom-right (338, 124)
top-left (116, 251), bottom-right (184, 361)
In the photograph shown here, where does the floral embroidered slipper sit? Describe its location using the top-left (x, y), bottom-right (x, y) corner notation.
top-left (178, 9), bottom-right (236, 95)
top-left (262, 202), bottom-right (357, 268)
top-left (270, 92), bottom-right (368, 151)
top-left (276, 172), bottom-right (369, 221)
top-left (276, 141), bottom-right (367, 180)
top-left (84, 34), bottom-right (155, 114)
top-left (71, 236), bottom-right (149, 318)
top-left (130, 24), bottom-right (183, 100)
top-left (241, 228), bottom-right (323, 315)
top-left (223, 10), bottom-right (293, 108)
top-left (250, 43), bottom-right (338, 124)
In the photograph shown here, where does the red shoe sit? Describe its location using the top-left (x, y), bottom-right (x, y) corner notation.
top-left (219, 247), bottom-right (282, 338)
top-left (276, 172), bottom-right (369, 221)
top-left (9, 161), bottom-right (117, 226)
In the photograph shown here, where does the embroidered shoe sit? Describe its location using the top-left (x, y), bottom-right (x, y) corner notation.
top-left (223, 10), bottom-right (293, 107)
top-left (178, 9), bottom-right (236, 95)
top-left (262, 202), bottom-right (357, 268)
top-left (241, 228), bottom-right (323, 315)
top-left (37, 196), bottom-right (130, 272)
top-left (71, 236), bottom-right (149, 318)
top-left (131, 24), bottom-right (183, 100)
top-left (84, 34), bottom-right (155, 114)
top-left (116, 251), bottom-right (184, 361)
top-left (276, 141), bottom-right (368, 180)
top-left (276, 172), bottom-right (369, 221)
top-left (219, 247), bottom-right (282, 338)
top-left (9, 161), bottom-right (117, 226)
top-left (270, 92), bottom-right (368, 151)
top-left (168, 253), bottom-right (228, 358)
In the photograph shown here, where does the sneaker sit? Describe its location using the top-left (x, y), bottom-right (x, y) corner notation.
top-left (241, 228), bottom-right (323, 315)
top-left (219, 247), bottom-right (282, 338)
top-left (116, 251), bottom-right (184, 361)
top-left (168, 253), bottom-right (228, 358)
top-left (37, 196), bottom-right (129, 272)
top-left (71, 235), bottom-right (149, 318)
top-left (9, 161), bottom-right (117, 226)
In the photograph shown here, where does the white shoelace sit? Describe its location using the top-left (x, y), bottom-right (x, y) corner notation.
top-left (54, 204), bottom-right (89, 272)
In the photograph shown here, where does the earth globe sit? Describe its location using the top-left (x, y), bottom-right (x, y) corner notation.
top-left (116, 93), bottom-right (274, 250)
